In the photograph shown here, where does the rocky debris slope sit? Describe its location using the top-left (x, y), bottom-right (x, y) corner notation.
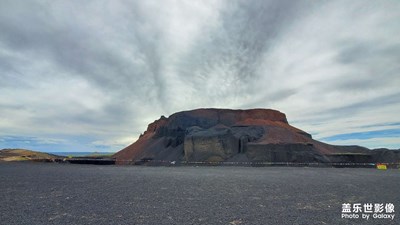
top-left (113, 108), bottom-right (399, 164)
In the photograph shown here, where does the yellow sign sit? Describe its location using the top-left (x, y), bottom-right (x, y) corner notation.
top-left (377, 164), bottom-right (387, 170)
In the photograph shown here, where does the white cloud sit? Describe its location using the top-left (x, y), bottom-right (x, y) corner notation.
top-left (327, 137), bottom-right (400, 150)
top-left (0, 0), bottom-right (399, 151)
top-left (247, 0), bottom-right (400, 147)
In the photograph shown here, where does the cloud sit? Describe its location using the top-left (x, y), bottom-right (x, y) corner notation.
top-left (0, 0), bottom-right (399, 151)
top-left (322, 129), bottom-right (400, 141)
top-left (326, 137), bottom-right (400, 150)
top-left (0, 135), bottom-right (70, 152)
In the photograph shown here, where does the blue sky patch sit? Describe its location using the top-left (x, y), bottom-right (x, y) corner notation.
top-left (321, 129), bottom-right (400, 141)
top-left (0, 135), bottom-right (116, 153)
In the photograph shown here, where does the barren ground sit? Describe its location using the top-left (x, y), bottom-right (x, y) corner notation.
top-left (0, 162), bottom-right (399, 225)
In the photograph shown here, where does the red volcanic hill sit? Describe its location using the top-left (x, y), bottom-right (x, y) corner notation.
top-left (113, 108), bottom-right (398, 164)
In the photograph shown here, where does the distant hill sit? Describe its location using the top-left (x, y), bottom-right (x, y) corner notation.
top-left (114, 108), bottom-right (400, 165)
top-left (0, 149), bottom-right (60, 162)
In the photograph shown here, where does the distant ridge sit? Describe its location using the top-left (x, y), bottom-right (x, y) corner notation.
top-left (51, 152), bottom-right (115, 157)
top-left (0, 149), bottom-right (59, 161)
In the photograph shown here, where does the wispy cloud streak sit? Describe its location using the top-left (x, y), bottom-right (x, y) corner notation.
top-left (0, 0), bottom-right (399, 151)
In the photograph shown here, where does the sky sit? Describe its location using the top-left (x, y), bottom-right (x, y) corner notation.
top-left (0, 0), bottom-right (399, 152)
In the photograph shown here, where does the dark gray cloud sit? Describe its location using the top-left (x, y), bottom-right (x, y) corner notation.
top-left (0, 0), bottom-right (399, 151)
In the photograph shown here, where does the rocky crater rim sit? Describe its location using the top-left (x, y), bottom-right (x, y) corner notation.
top-left (145, 108), bottom-right (288, 134)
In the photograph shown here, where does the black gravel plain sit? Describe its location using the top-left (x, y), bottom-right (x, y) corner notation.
top-left (0, 162), bottom-right (399, 225)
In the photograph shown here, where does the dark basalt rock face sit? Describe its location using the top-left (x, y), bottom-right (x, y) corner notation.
top-left (371, 148), bottom-right (400, 163)
top-left (113, 108), bottom-right (399, 165)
